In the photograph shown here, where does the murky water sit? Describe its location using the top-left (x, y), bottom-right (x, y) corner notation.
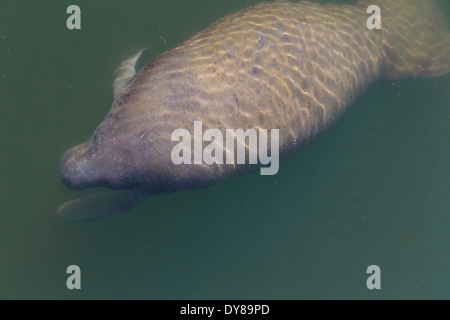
top-left (0, 0), bottom-right (449, 299)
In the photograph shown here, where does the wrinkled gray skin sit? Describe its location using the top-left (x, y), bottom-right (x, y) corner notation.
top-left (59, 0), bottom-right (450, 221)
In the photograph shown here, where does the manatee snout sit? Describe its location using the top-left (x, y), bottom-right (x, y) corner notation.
top-left (60, 141), bottom-right (101, 191)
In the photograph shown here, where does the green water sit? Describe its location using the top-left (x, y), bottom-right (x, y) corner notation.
top-left (1, 0), bottom-right (449, 299)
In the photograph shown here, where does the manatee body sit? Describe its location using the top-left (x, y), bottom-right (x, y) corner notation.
top-left (59, 0), bottom-right (450, 221)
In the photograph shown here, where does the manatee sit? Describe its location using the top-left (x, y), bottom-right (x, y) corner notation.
top-left (59, 0), bottom-right (450, 221)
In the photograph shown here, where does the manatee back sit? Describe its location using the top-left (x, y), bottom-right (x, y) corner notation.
top-left (127, 1), bottom-right (385, 159)
top-left (375, 0), bottom-right (450, 79)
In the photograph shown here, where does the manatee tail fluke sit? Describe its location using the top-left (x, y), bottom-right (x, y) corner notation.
top-left (372, 0), bottom-right (450, 80)
top-left (57, 190), bottom-right (150, 222)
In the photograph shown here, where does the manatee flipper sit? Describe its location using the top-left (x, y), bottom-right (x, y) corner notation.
top-left (57, 190), bottom-right (150, 222)
top-left (113, 49), bottom-right (150, 99)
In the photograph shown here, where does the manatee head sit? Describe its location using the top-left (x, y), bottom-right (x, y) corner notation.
top-left (60, 99), bottom-right (180, 193)
top-left (60, 49), bottom-right (163, 192)
top-left (60, 123), bottom-right (145, 191)
top-left (60, 49), bottom-right (215, 194)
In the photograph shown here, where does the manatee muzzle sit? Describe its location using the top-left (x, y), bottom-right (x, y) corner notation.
top-left (60, 141), bottom-right (101, 190)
